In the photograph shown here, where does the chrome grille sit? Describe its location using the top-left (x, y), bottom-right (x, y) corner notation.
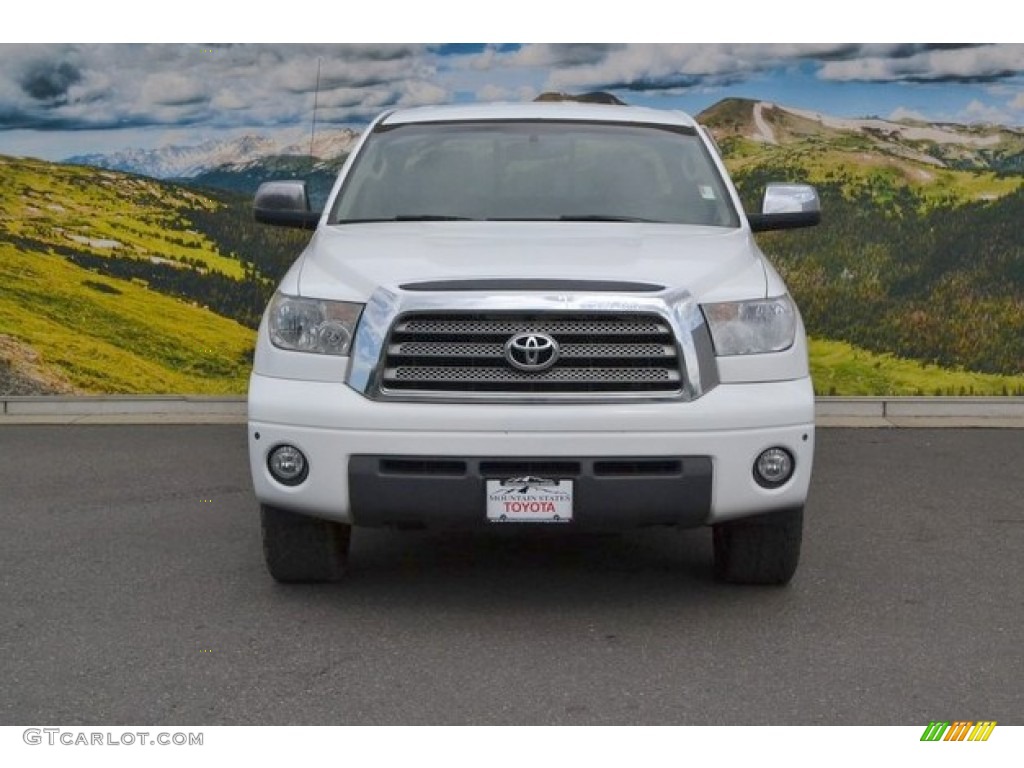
top-left (379, 312), bottom-right (683, 398)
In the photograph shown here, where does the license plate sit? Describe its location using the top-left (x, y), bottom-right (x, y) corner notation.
top-left (486, 477), bottom-right (573, 523)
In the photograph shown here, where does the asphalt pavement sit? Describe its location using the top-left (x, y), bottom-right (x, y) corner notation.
top-left (0, 425), bottom-right (1021, 725)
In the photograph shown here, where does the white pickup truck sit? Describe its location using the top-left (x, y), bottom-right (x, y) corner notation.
top-left (248, 101), bottom-right (821, 585)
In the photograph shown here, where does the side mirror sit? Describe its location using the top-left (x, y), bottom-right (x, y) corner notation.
top-left (747, 183), bottom-right (821, 232)
top-left (253, 181), bottom-right (320, 230)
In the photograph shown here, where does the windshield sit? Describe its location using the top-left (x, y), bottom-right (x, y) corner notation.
top-left (330, 120), bottom-right (739, 227)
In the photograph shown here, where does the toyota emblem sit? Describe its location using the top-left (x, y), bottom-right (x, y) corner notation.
top-left (504, 332), bottom-right (560, 372)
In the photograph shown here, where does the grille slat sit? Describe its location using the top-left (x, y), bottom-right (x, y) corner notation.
top-left (379, 312), bottom-right (684, 398)
top-left (395, 317), bottom-right (671, 336)
top-left (388, 341), bottom-right (676, 361)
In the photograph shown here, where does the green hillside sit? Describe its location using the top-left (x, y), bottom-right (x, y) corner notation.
top-left (0, 241), bottom-right (253, 393)
top-left (701, 98), bottom-right (1024, 214)
top-left (0, 157), bottom-right (259, 393)
top-left (2, 157), bottom-right (245, 277)
top-left (3, 106), bottom-right (1023, 397)
top-left (808, 339), bottom-right (1024, 396)
top-left (701, 97), bottom-right (1024, 175)
top-left (700, 98), bottom-right (1024, 379)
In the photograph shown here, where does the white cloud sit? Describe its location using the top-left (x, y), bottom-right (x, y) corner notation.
top-left (510, 44), bottom-right (622, 70)
top-left (475, 84), bottom-right (538, 103)
top-left (469, 43), bottom-right (1022, 94)
top-left (141, 73), bottom-right (206, 107)
top-left (464, 46), bottom-right (504, 72)
top-left (501, 44), bottom-right (1004, 93)
top-left (889, 107), bottom-right (929, 123)
top-left (477, 84), bottom-right (512, 102)
top-left (210, 88), bottom-right (245, 111)
top-left (318, 86), bottom-right (383, 109)
top-left (819, 45), bottom-right (1024, 83)
top-left (2, 43), bottom-right (1023, 142)
top-left (540, 44), bottom-right (760, 91)
top-left (397, 80), bottom-right (448, 107)
top-left (0, 44), bottom-right (434, 131)
top-left (960, 99), bottom-right (1013, 125)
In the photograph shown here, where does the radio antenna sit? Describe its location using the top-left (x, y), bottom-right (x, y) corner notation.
top-left (309, 57), bottom-right (322, 162)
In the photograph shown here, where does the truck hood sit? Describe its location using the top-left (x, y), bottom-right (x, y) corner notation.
top-left (291, 222), bottom-right (767, 302)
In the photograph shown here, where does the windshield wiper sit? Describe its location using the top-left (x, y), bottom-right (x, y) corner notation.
top-left (336, 215), bottom-right (474, 224)
top-left (340, 214), bottom-right (660, 224)
top-left (558, 214), bottom-right (661, 223)
top-left (484, 215), bottom-right (662, 223)
top-left (393, 214), bottom-right (473, 221)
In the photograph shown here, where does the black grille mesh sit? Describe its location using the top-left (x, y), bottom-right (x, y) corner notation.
top-left (380, 312), bottom-right (683, 396)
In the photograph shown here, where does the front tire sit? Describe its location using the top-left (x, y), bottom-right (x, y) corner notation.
top-left (712, 506), bottom-right (803, 585)
top-left (260, 504), bottom-right (351, 583)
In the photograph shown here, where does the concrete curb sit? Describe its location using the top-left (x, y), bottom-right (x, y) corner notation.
top-left (1, 395), bottom-right (1023, 427)
top-left (1, 395), bottom-right (244, 416)
top-left (816, 396), bottom-right (1024, 427)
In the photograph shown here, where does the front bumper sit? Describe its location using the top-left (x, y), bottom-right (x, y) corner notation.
top-left (348, 454), bottom-right (714, 529)
top-left (248, 373), bottom-right (815, 527)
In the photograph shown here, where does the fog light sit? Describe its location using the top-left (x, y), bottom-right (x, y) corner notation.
top-left (268, 444), bottom-right (308, 486)
top-left (754, 447), bottom-right (794, 488)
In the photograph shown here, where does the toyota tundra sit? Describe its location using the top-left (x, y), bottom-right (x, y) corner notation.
top-left (248, 102), bottom-right (821, 585)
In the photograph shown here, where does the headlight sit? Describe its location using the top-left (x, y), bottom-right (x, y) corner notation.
top-left (702, 295), bottom-right (797, 356)
top-left (267, 293), bottom-right (363, 356)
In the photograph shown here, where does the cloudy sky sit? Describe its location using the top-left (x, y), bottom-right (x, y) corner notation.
top-left (0, 43), bottom-right (1022, 160)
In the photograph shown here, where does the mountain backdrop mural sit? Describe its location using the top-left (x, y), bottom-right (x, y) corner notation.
top-left (0, 44), bottom-right (1022, 395)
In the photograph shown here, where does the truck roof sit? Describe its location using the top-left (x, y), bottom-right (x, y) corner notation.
top-left (380, 101), bottom-right (699, 129)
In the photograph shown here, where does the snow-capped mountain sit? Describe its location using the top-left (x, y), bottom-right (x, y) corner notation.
top-left (66, 128), bottom-right (360, 179)
top-left (278, 130), bottom-right (362, 162)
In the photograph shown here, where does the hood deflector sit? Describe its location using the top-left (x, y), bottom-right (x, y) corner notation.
top-left (399, 279), bottom-right (665, 292)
